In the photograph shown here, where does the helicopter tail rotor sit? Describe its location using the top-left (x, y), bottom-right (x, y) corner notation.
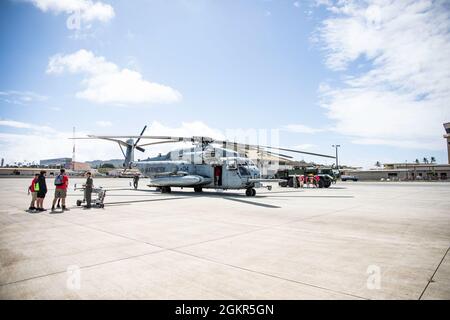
top-left (122, 125), bottom-right (148, 171)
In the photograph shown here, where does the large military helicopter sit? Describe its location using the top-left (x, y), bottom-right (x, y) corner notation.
top-left (75, 125), bottom-right (335, 196)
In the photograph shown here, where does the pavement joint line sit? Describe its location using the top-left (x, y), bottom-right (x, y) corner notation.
top-left (0, 214), bottom-right (365, 300)
top-left (170, 249), bottom-right (369, 300)
top-left (173, 204), bottom-right (366, 250)
top-left (70, 202), bottom-right (375, 299)
top-left (0, 240), bottom-right (368, 300)
top-left (221, 197), bottom-right (281, 209)
top-left (103, 196), bottom-right (191, 206)
top-left (5, 197), bottom-right (363, 258)
top-left (0, 249), bottom-right (166, 287)
top-left (418, 245), bottom-right (450, 300)
top-left (6, 204), bottom-right (372, 299)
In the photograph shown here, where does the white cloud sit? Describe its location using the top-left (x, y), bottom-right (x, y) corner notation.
top-left (27, 0), bottom-right (115, 23)
top-left (0, 91), bottom-right (47, 105)
top-left (0, 120), bottom-right (224, 164)
top-left (0, 131), bottom-right (120, 164)
top-left (283, 124), bottom-right (325, 134)
top-left (0, 120), bottom-right (135, 164)
top-left (293, 1), bottom-right (300, 8)
top-left (315, 0), bottom-right (450, 150)
top-left (95, 120), bottom-right (112, 127)
top-left (46, 49), bottom-right (182, 105)
top-left (0, 119), bottom-right (54, 133)
top-left (0, 119), bottom-right (318, 164)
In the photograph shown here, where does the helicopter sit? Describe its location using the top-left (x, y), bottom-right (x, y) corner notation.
top-left (74, 125), bottom-right (335, 196)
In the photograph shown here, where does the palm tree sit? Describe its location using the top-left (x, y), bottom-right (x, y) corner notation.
top-left (374, 161), bottom-right (381, 168)
top-left (423, 157), bottom-right (429, 164)
top-left (415, 159), bottom-right (420, 164)
top-left (430, 156), bottom-right (436, 164)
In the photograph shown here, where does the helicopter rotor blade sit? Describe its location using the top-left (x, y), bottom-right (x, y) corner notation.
top-left (209, 139), bottom-right (335, 159)
top-left (260, 145), bottom-right (336, 159)
top-left (86, 135), bottom-right (184, 140)
top-left (82, 136), bottom-right (132, 148)
top-left (73, 134), bottom-right (335, 159)
top-left (137, 140), bottom-right (181, 147)
top-left (233, 144), bottom-right (294, 159)
top-left (254, 149), bottom-right (294, 160)
top-left (133, 125), bottom-right (147, 150)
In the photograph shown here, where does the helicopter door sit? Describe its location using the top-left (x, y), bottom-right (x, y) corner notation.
top-left (214, 166), bottom-right (223, 186)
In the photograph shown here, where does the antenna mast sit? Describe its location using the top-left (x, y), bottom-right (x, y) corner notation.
top-left (72, 126), bottom-right (76, 171)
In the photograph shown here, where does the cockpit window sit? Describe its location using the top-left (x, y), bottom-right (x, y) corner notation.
top-left (238, 166), bottom-right (251, 176)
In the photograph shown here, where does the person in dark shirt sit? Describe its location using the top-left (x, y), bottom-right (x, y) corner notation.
top-left (133, 174), bottom-right (139, 189)
top-left (84, 172), bottom-right (93, 209)
top-left (36, 170), bottom-right (47, 211)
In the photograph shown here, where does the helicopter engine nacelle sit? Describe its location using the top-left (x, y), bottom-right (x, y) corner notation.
top-left (177, 151), bottom-right (206, 164)
top-left (150, 175), bottom-right (212, 187)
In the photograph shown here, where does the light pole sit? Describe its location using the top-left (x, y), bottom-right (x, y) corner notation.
top-left (405, 160), bottom-right (408, 180)
top-left (332, 145), bottom-right (341, 169)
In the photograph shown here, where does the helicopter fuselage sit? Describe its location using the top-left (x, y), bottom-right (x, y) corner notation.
top-left (134, 146), bottom-right (262, 191)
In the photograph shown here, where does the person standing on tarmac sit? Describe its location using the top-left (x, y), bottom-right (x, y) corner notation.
top-left (299, 175), bottom-right (304, 188)
top-left (36, 170), bottom-right (47, 211)
top-left (133, 174), bottom-right (139, 189)
top-left (28, 173), bottom-right (39, 211)
top-left (314, 175), bottom-right (321, 188)
top-left (51, 168), bottom-right (69, 212)
top-left (84, 172), bottom-right (93, 209)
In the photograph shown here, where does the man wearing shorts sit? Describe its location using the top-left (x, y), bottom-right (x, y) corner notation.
top-left (36, 170), bottom-right (47, 212)
top-left (52, 168), bottom-right (69, 212)
top-left (28, 173), bottom-right (39, 211)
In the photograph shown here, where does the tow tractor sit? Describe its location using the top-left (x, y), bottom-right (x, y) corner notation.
top-left (275, 166), bottom-right (339, 188)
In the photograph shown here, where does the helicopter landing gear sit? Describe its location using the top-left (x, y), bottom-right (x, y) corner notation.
top-left (245, 188), bottom-right (256, 197)
top-left (194, 187), bottom-right (203, 193)
top-left (161, 186), bottom-right (172, 193)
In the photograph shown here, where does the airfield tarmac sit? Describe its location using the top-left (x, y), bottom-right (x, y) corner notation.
top-left (0, 178), bottom-right (449, 300)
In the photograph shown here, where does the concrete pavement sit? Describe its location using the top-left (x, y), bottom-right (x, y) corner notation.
top-left (0, 178), bottom-right (449, 299)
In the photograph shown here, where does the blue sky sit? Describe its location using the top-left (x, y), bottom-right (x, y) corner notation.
top-left (1, 0), bottom-right (449, 167)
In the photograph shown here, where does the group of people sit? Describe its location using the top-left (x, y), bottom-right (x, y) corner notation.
top-left (293, 174), bottom-right (321, 188)
top-left (28, 169), bottom-right (94, 212)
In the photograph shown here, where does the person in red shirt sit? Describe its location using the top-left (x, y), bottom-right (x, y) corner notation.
top-left (28, 173), bottom-right (39, 211)
top-left (299, 175), bottom-right (305, 188)
top-left (314, 175), bottom-right (320, 188)
top-left (51, 168), bottom-right (69, 212)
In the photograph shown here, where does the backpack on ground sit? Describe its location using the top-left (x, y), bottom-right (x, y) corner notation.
top-left (54, 174), bottom-right (64, 186)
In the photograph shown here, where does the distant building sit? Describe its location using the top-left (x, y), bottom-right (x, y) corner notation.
top-left (342, 163), bottom-right (450, 181)
top-left (72, 162), bottom-right (91, 171)
top-left (40, 158), bottom-right (72, 168)
top-left (86, 159), bottom-right (124, 168)
top-left (39, 158), bottom-right (91, 172)
top-left (0, 167), bottom-right (61, 176)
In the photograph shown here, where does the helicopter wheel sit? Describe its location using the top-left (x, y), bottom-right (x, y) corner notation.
top-left (246, 188), bottom-right (256, 197)
top-left (161, 187), bottom-right (172, 193)
top-left (194, 187), bottom-right (203, 193)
